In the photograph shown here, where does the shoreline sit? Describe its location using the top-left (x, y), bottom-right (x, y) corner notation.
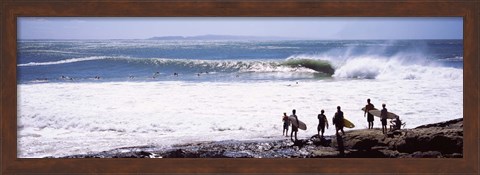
top-left (52, 118), bottom-right (463, 158)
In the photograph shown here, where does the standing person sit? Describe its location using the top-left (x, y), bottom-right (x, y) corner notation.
top-left (333, 106), bottom-right (345, 135)
top-left (381, 104), bottom-right (388, 134)
top-left (317, 110), bottom-right (329, 138)
top-left (290, 109), bottom-right (299, 142)
top-left (364, 99), bottom-right (375, 129)
top-left (282, 112), bottom-right (290, 137)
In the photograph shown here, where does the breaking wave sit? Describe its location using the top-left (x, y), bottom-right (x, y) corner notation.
top-left (18, 56), bottom-right (336, 74)
top-left (18, 55), bottom-right (463, 80)
top-left (332, 56), bottom-right (462, 80)
top-left (18, 56), bottom-right (110, 66)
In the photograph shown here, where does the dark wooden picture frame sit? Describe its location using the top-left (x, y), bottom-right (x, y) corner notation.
top-left (1, 0), bottom-right (478, 174)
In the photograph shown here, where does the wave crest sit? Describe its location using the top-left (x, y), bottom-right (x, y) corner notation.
top-left (18, 56), bottom-right (109, 66)
top-left (333, 57), bottom-right (463, 80)
top-left (281, 59), bottom-right (335, 75)
top-left (18, 55), bottom-right (462, 81)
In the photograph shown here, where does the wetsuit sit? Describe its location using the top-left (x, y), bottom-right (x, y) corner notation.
top-left (283, 116), bottom-right (290, 130)
top-left (317, 114), bottom-right (327, 132)
top-left (381, 108), bottom-right (388, 126)
top-left (394, 118), bottom-right (402, 130)
top-left (334, 111), bottom-right (344, 128)
top-left (365, 104), bottom-right (375, 122)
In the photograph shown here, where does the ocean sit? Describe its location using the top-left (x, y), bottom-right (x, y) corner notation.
top-left (17, 39), bottom-right (463, 158)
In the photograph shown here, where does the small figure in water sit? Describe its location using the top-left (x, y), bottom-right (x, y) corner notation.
top-left (152, 72), bottom-right (160, 78)
top-left (290, 109), bottom-right (299, 142)
top-left (61, 75), bottom-right (73, 81)
top-left (317, 109), bottom-right (329, 138)
top-left (129, 75), bottom-right (135, 79)
top-left (333, 106), bottom-right (345, 135)
top-left (364, 99), bottom-right (375, 129)
top-left (35, 78), bottom-right (48, 81)
top-left (173, 72), bottom-right (178, 76)
top-left (282, 112), bottom-right (290, 137)
top-left (380, 103), bottom-right (388, 134)
top-left (94, 76), bottom-right (100, 80)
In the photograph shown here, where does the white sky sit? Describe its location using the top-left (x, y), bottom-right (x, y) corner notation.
top-left (18, 17), bottom-right (463, 40)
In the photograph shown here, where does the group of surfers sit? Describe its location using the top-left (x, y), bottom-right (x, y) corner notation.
top-left (282, 99), bottom-right (403, 142)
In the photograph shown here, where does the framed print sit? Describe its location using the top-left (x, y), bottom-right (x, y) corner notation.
top-left (1, 0), bottom-right (479, 174)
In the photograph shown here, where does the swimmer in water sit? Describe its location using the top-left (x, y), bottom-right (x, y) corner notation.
top-left (152, 72), bottom-right (160, 78)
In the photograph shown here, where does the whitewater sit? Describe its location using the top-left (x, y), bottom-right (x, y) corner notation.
top-left (17, 40), bottom-right (463, 158)
top-left (18, 64), bottom-right (463, 158)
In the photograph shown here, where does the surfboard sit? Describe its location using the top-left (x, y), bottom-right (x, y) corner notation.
top-left (343, 118), bottom-right (355, 128)
top-left (368, 109), bottom-right (398, 119)
top-left (288, 116), bottom-right (307, 130)
top-left (361, 106), bottom-right (378, 111)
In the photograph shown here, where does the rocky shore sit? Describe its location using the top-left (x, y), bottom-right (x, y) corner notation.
top-left (56, 118), bottom-right (463, 158)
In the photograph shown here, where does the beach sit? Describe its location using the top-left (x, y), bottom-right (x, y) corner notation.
top-left (53, 118), bottom-right (463, 158)
top-left (18, 79), bottom-right (462, 158)
top-left (17, 39), bottom-right (463, 158)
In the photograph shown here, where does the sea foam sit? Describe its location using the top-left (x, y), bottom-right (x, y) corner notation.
top-left (18, 78), bottom-right (463, 158)
top-left (333, 56), bottom-right (463, 80)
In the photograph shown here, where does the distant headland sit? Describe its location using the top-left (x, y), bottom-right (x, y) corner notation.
top-left (147, 35), bottom-right (298, 41)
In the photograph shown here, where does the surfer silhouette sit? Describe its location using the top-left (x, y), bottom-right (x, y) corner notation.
top-left (381, 104), bottom-right (388, 134)
top-left (290, 109), bottom-right (299, 142)
top-left (390, 115), bottom-right (403, 131)
top-left (282, 112), bottom-right (290, 137)
top-left (333, 106), bottom-right (345, 135)
top-left (364, 99), bottom-right (375, 129)
top-left (317, 110), bottom-right (329, 138)
top-left (60, 75), bottom-right (73, 80)
top-left (152, 72), bottom-right (160, 78)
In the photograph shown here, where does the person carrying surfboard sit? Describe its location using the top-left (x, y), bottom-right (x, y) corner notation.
top-left (282, 112), bottom-right (290, 137)
top-left (290, 109), bottom-right (299, 142)
top-left (317, 110), bottom-right (329, 138)
top-left (364, 99), bottom-right (375, 129)
top-left (381, 104), bottom-right (388, 134)
top-left (333, 106), bottom-right (345, 135)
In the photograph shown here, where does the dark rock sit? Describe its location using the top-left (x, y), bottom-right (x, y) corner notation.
top-left (429, 134), bottom-right (462, 153)
top-left (379, 149), bottom-right (401, 158)
top-left (163, 149), bottom-right (190, 158)
top-left (445, 153), bottom-right (463, 158)
top-left (351, 138), bottom-right (381, 150)
top-left (346, 149), bottom-right (386, 158)
top-left (223, 150), bottom-right (253, 158)
top-left (416, 118), bottom-right (463, 129)
top-left (292, 139), bottom-right (308, 148)
top-left (386, 130), bottom-right (402, 138)
top-left (138, 151), bottom-right (152, 158)
top-left (403, 151), bottom-right (443, 158)
top-left (311, 135), bottom-right (332, 147)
